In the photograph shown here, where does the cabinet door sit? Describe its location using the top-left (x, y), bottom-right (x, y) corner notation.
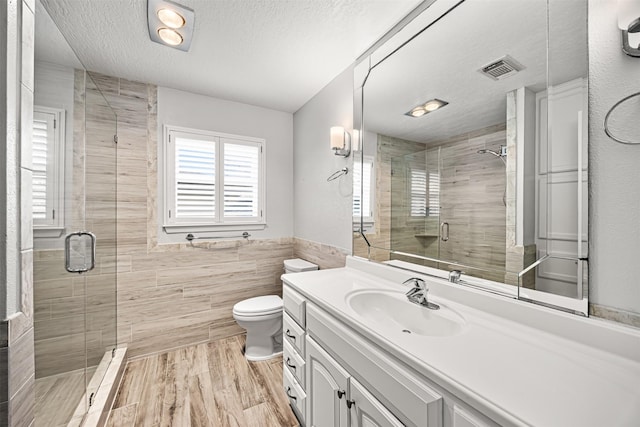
top-left (349, 377), bottom-right (403, 427)
top-left (306, 336), bottom-right (349, 427)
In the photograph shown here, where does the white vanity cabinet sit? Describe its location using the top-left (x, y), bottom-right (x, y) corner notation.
top-left (306, 336), bottom-right (349, 426)
top-left (306, 335), bottom-right (404, 427)
top-left (282, 287), bottom-right (308, 424)
top-left (306, 302), bottom-right (443, 427)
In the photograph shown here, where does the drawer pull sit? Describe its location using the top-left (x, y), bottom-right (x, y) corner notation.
top-left (285, 329), bottom-right (296, 341)
top-left (346, 399), bottom-right (355, 409)
top-left (337, 390), bottom-right (346, 399)
top-left (286, 386), bottom-right (297, 401)
top-left (285, 357), bottom-right (296, 371)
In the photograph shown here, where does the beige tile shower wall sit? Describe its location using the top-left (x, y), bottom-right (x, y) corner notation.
top-left (436, 125), bottom-right (507, 282)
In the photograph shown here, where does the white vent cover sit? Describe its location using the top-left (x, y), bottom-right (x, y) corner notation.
top-left (478, 55), bottom-right (524, 80)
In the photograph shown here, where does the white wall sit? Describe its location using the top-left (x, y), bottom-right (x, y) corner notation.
top-left (293, 66), bottom-right (354, 252)
top-left (156, 87), bottom-right (294, 242)
top-left (589, 0), bottom-right (640, 312)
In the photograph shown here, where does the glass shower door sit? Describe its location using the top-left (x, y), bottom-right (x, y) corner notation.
top-left (81, 73), bottom-right (118, 412)
top-left (34, 2), bottom-right (118, 424)
top-left (390, 148), bottom-right (441, 267)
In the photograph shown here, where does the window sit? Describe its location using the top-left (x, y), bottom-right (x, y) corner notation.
top-left (409, 167), bottom-right (439, 217)
top-left (32, 106), bottom-right (65, 235)
top-left (353, 155), bottom-right (375, 230)
top-left (163, 126), bottom-right (265, 232)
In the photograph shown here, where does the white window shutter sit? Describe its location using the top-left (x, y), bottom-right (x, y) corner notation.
top-left (32, 117), bottom-right (50, 221)
top-left (410, 168), bottom-right (428, 217)
top-left (223, 140), bottom-right (260, 219)
top-left (174, 135), bottom-right (216, 219)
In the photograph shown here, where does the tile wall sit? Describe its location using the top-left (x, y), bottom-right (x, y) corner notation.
top-left (1, 0), bottom-right (36, 425)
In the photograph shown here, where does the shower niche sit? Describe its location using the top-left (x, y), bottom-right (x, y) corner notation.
top-left (353, 0), bottom-right (588, 314)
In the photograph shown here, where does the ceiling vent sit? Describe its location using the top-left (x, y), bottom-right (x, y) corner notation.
top-left (478, 55), bottom-right (524, 81)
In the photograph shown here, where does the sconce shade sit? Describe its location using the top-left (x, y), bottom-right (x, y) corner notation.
top-left (618, 0), bottom-right (640, 56)
top-left (330, 126), bottom-right (351, 157)
top-left (331, 127), bottom-right (345, 149)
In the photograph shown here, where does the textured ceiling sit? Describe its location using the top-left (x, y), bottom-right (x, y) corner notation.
top-left (38, 0), bottom-right (422, 113)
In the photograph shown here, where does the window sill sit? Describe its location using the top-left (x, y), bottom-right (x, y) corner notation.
top-left (353, 221), bottom-right (375, 234)
top-left (34, 227), bottom-right (65, 238)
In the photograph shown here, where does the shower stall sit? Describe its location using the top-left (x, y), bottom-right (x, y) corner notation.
top-left (33, 2), bottom-right (118, 424)
top-left (389, 125), bottom-right (509, 283)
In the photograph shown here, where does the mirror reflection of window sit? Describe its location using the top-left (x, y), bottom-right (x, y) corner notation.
top-left (353, 155), bottom-right (374, 231)
top-left (32, 106), bottom-right (65, 232)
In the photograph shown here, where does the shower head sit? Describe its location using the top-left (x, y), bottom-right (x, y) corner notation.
top-left (477, 145), bottom-right (507, 166)
top-left (477, 145), bottom-right (507, 158)
top-left (477, 148), bottom-right (502, 158)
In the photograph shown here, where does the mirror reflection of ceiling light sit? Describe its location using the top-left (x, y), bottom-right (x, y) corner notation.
top-left (158, 28), bottom-right (183, 46)
top-left (157, 8), bottom-right (185, 29)
top-left (148, 0), bottom-right (195, 52)
top-left (405, 99), bottom-right (448, 117)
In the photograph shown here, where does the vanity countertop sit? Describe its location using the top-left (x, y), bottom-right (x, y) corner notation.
top-left (282, 256), bottom-right (640, 427)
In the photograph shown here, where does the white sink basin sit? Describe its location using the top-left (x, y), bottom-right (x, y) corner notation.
top-left (346, 289), bottom-right (466, 337)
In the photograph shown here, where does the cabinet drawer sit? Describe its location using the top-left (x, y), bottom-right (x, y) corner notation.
top-left (283, 364), bottom-right (307, 424)
top-left (283, 339), bottom-right (306, 388)
top-left (307, 303), bottom-right (443, 427)
top-left (283, 286), bottom-right (306, 327)
top-left (283, 312), bottom-right (305, 357)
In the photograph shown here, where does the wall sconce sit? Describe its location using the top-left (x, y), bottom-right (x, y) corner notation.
top-left (148, 0), bottom-right (195, 52)
top-left (330, 126), bottom-right (351, 157)
top-left (618, 0), bottom-right (640, 57)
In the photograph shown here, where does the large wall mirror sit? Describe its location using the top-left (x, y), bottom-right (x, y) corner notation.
top-left (353, 0), bottom-right (588, 314)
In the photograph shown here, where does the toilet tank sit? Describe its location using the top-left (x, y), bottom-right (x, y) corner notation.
top-left (284, 258), bottom-right (318, 274)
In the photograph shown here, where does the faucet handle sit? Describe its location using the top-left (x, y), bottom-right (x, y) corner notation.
top-left (402, 277), bottom-right (425, 287)
top-left (449, 270), bottom-right (463, 283)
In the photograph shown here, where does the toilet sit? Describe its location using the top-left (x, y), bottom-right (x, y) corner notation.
top-left (232, 258), bottom-right (318, 361)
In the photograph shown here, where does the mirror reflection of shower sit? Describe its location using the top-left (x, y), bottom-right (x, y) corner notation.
top-left (477, 145), bottom-right (507, 205)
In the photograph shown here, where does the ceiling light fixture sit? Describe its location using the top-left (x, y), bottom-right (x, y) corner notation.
top-left (157, 8), bottom-right (185, 29)
top-left (158, 28), bottom-right (183, 46)
top-left (405, 99), bottom-right (448, 118)
top-left (148, 0), bottom-right (195, 52)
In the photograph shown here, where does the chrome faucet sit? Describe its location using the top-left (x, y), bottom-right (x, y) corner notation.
top-left (449, 270), bottom-right (462, 283)
top-left (402, 277), bottom-right (440, 310)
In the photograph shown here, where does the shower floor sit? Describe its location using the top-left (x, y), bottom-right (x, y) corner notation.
top-left (35, 366), bottom-right (96, 427)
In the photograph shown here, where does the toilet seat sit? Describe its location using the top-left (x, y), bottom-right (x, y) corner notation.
top-left (233, 295), bottom-right (282, 316)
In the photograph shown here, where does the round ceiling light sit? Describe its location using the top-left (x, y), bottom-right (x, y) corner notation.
top-left (158, 28), bottom-right (183, 46)
top-left (424, 100), bottom-right (443, 112)
top-left (409, 107), bottom-right (427, 117)
top-left (157, 8), bottom-right (185, 29)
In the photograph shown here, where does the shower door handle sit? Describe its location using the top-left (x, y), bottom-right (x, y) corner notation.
top-left (440, 222), bottom-right (449, 242)
top-left (65, 231), bottom-right (97, 273)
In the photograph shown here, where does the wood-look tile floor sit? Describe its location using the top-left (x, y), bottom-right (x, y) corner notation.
top-left (107, 335), bottom-right (299, 427)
